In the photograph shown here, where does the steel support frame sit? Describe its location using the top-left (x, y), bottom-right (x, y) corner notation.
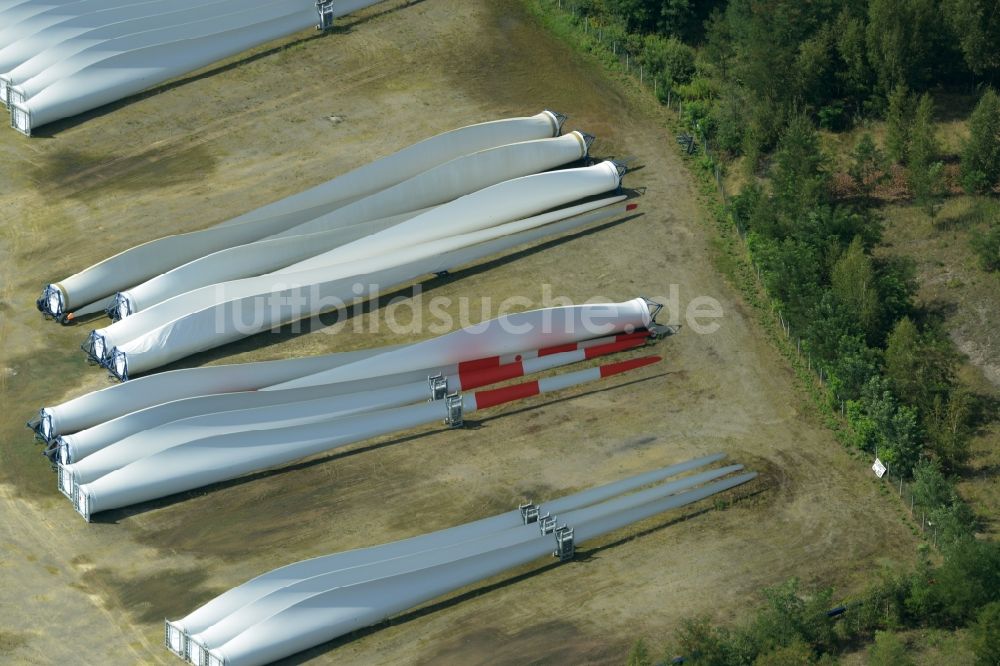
top-left (316, 0), bottom-right (337, 30)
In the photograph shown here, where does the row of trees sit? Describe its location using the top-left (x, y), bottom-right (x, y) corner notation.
top-left (728, 115), bottom-right (977, 482)
top-left (626, 538), bottom-right (1000, 665)
top-left (564, 0), bottom-right (998, 478)
top-left (538, 0), bottom-right (997, 663)
top-left (577, 0), bottom-right (1000, 197)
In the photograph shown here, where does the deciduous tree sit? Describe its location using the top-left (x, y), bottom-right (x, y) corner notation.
top-left (772, 114), bottom-right (827, 220)
top-left (849, 132), bottom-right (889, 202)
top-left (885, 317), bottom-right (957, 416)
top-left (941, 0), bottom-right (1000, 78)
top-left (885, 84), bottom-right (912, 163)
top-left (926, 389), bottom-right (971, 470)
top-left (868, 631), bottom-right (914, 666)
top-left (961, 87), bottom-right (1000, 193)
top-left (866, 0), bottom-right (938, 94)
top-left (847, 376), bottom-right (922, 475)
top-left (971, 602), bottom-right (1000, 666)
top-left (908, 93), bottom-right (945, 219)
top-left (831, 237), bottom-right (880, 342)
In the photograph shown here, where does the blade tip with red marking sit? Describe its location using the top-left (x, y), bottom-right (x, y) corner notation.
top-left (599, 355), bottom-right (661, 377)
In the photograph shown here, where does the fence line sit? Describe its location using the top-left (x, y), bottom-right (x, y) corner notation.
top-left (882, 466), bottom-right (938, 543)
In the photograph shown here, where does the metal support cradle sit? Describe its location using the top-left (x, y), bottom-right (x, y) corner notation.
top-left (36, 284), bottom-right (65, 320)
top-left (107, 293), bottom-right (132, 321)
top-left (522, 502), bottom-right (574, 559)
top-left (533, 507), bottom-right (575, 561)
top-left (316, 0), bottom-right (337, 30)
top-left (427, 374), bottom-right (449, 401)
top-left (81, 331), bottom-right (106, 365)
top-left (539, 514), bottom-right (555, 535)
top-left (641, 296), bottom-right (678, 339)
top-left (444, 393), bottom-right (463, 428)
top-left (554, 525), bottom-right (575, 561)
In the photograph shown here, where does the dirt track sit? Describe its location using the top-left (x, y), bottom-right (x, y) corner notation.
top-left (0, 1), bottom-right (918, 663)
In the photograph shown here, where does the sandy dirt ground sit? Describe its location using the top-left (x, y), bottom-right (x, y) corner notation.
top-left (0, 1), bottom-right (918, 663)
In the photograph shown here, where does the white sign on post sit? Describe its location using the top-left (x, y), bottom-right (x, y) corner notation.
top-left (872, 458), bottom-right (887, 478)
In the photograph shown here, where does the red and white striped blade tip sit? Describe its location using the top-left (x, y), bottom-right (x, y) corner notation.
top-left (599, 355), bottom-right (661, 378)
top-left (471, 354), bottom-right (662, 410)
top-left (462, 338), bottom-right (647, 390)
top-left (583, 337), bottom-right (647, 359)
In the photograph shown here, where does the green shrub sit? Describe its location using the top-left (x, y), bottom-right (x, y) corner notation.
top-left (626, 637), bottom-right (653, 666)
top-left (817, 102), bottom-right (848, 131)
top-left (970, 602), bottom-right (1000, 666)
top-left (642, 34), bottom-right (695, 86)
top-left (970, 221), bottom-right (1000, 272)
top-left (868, 631), bottom-right (914, 666)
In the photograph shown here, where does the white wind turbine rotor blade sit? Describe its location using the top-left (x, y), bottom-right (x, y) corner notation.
top-left (54, 331), bottom-right (643, 463)
top-left (8, 0), bottom-right (396, 134)
top-left (96, 178), bottom-right (630, 377)
top-left (194, 474), bottom-right (756, 666)
top-left (39, 111), bottom-right (562, 315)
top-left (114, 131), bottom-right (589, 317)
top-left (114, 208), bottom-right (431, 318)
top-left (168, 455), bottom-right (728, 642)
top-left (31, 344), bottom-right (402, 442)
top-left (72, 356), bottom-right (659, 519)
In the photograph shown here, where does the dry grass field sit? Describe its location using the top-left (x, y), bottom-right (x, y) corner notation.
top-left (0, 1), bottom-right (918, 663)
